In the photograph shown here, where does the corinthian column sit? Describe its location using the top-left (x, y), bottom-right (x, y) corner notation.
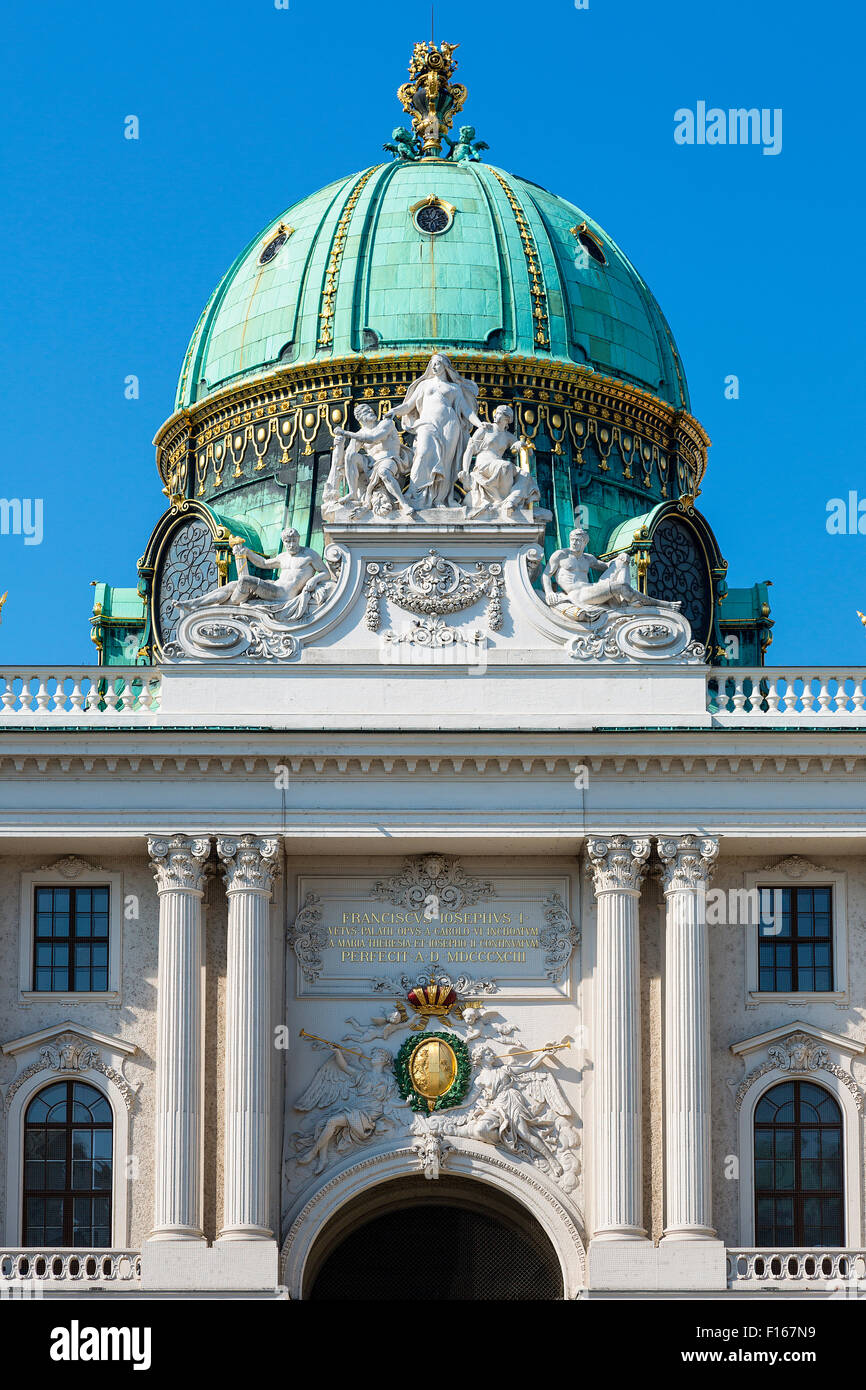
top-left (216, 835), bottom-right (280, 1241)
top-left (585, 835), bottom-right (650, 1241)
top-left (148, 834), bottom-right (210, 1240)
top-left (658, 834), bottom-right (719, 1240)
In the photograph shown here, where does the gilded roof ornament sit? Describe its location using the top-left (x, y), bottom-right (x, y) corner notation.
top-left (394, 40), bottom-right (469, 158)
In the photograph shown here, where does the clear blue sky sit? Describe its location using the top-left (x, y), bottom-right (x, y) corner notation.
top-left (1, 0), bottom-right (864, 666)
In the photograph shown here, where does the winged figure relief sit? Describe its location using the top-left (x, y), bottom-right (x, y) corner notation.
top-left (446, 1040), bottom-right (581, 1192)
top-left (290, 1043), bottom-right (405, 1176)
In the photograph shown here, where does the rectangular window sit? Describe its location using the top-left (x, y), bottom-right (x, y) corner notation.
top-left (32, 886), bottom-right (111, 993)
top-left (758, 886), bottom-right (833, 993)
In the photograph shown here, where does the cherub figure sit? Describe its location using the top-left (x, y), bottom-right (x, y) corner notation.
top-left (384, 126), bottom-right (420, 160)
top-left (343, 1001), bottom-right (409, 1043)
top-left (451, 125), bottom-right (489, 163)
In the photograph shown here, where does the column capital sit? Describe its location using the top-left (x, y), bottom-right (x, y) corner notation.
top-left (217, 835), bottom-right (281, 894)
top-left (585, 835), bottom-right (651, 894)
top-left (658, 835), bottom-right (719, 893)
top-left (148, 834), bottom-right (211, 894)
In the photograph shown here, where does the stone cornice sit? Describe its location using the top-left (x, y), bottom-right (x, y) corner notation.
top-left (2, 745), bottom-right (866, 779)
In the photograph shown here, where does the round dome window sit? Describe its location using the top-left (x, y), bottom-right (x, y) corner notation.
top-left (412, 199), bottom-right (455, 236)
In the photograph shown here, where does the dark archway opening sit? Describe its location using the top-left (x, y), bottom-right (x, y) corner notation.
top-left (305, 1175), bottom-right (564, 1301)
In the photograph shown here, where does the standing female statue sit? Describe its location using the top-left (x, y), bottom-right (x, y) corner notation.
top-left (385, 353), bottom-right (483, 508)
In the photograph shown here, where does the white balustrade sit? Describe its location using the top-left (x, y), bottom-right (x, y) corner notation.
top-left (709, 670), bottom-right (866, 721)
top-left (0, 669), bottom-right (161, 719)
top-left (0, 1248), bottom-right (142, 1285)
top-left (727, 1248), bottom-right (866, 1288)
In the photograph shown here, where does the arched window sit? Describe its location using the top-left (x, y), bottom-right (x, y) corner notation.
top-left (23, 1081), bottom-right (113, 1248)
top-left (754, 1080), bottom-right (843, 1247)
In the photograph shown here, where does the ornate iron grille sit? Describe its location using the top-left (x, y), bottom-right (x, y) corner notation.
top-left (646, 516), bottom-right (711, 646)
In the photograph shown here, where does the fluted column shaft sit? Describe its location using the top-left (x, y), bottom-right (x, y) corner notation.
top-left (659, 835), bottom-right (719, 1240)
top-left (148, 834), bottom-right (210, 1240)
top-left (217, 836), bottom-right (280, 1241)
top-left (586, 836), bottom-right (650, 1240)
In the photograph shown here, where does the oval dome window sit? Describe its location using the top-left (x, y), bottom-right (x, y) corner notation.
top-left (573, 223), bottom-right (607, 266)
top-left (258, 228), bottom-right (290, 265)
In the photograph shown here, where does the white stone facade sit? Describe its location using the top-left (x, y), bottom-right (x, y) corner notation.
top-left (1, 527), bottom-right (865, 1299)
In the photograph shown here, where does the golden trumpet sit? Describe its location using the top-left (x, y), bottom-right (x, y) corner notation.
top-left (504, 1041), bottom-right (571, 1057)
top-left (299, 1029), bottom-right (364, 1057)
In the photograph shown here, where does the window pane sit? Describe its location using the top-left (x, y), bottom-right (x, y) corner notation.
top-left (45, 1160), bottom-right (66, 1190)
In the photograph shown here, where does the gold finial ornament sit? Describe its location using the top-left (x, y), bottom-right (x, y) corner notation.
top-left (398, 40), bottom-right (467, 157)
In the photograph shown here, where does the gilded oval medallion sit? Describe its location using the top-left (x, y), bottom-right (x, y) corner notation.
top-left (409, 1036), bottom-right (458, 1101)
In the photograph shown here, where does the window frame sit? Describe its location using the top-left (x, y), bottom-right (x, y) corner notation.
top-left (18, 868), bottom-right (123, 1005)
top-left (743, 868), bottom-right (847, 1005)
top-left (22, 1078), bottom-right (114, 1248)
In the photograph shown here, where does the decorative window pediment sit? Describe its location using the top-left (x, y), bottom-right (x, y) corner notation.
top-left (2, 1021), bottom-right (139, 1113)
top-left (731, 1022), bottom-right (864, 1113)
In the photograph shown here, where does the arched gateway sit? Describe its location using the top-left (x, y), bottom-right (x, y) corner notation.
top-left (280, 1150), bottom-right (587, 1301)
top-left (305, 1177), bottom-right (562, 1301)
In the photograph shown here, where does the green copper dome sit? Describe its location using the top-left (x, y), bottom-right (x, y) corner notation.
top-left (176, 160), bottom-right (689, 412)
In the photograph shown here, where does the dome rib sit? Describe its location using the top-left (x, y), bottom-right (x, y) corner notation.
top-left (462, 162), bottom-right (514, 349)
top-left (346, 162), bottom-right (404, 355)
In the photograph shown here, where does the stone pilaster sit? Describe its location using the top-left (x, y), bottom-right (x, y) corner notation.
top-left (216, 835), bottom-right (281, 1241)
top-left (147, 834), bottom-right (210, 1240)
top-left (585, 834), bottom-right (650, 1240)
top-left (658, 834), bottom-right (719, 1240)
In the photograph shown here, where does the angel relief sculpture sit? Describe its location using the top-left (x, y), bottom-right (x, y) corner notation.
top-left (287, 1041), bottom-right (407, 1179)
top-left (445, 1042), bottom-right (581, 1192)
top-left (285, 1009), bottom-right (581, 1196)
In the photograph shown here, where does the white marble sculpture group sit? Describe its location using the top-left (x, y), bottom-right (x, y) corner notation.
top-left (324, 352), bottom-right (550, 524)
top-left (165, 353), bottom-right (702, 665)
